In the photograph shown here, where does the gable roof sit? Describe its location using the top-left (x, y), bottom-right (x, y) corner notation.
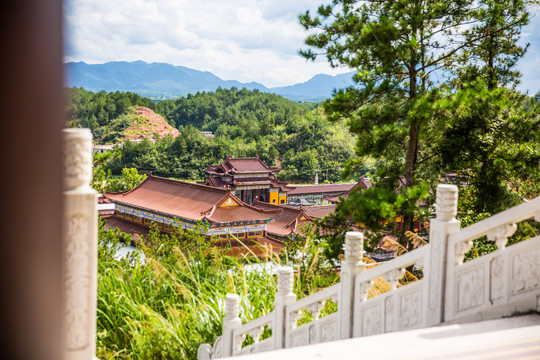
top-left (324, 177), bottom-right (372, 203)
top-left (105, 175), bottom-right (277, 224)
top-left (251, 201), bottom-right (314, 238)
top-left (206, 156), bottom-right (279, 175)
top-left (287, 182), bottom-right (357, 196)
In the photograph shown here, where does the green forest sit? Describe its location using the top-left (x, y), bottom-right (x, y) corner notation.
top-left (67, 87), bottom-right (358, 183)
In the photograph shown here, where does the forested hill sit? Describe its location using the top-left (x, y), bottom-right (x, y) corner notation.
top-left (67, 87), bottom-right (359, 182)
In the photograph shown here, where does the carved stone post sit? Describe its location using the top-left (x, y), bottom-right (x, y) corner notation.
top-left (426, 184), bottom-right (460, 326)
top-left (222, 294), bottom-right (242, 357)
top-left (339, 231), bottom-right (366, 339)
top-left (274, 267), bottom-right (295, 350)
top-left (62, 129), bottom-right (98, 360)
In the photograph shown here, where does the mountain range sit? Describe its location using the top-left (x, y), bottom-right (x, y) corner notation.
top-left (65, 61), bottom-right (355, 101)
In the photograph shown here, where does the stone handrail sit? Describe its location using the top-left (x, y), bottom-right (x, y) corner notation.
top-left (445, 196), bottom-right (540, 323)
top-left (232, 312), bottom-right (274, 356)
top-left (448, 196), bottom-right (540, 265)
top-left (352, 245), bottom-right (429, 337)
top-left (199, 185), bottom-right (540, 359)
top-left (285, 284), bottom-right (340, 348)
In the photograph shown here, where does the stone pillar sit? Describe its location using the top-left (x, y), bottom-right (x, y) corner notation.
top-left (426, 184), bottom-right (460, 326)
top-left (222, 294), bottom-right (242, 357)
top-left (339, 232), bottom-right (367, 339)
top-left (274, 267), bottom-right (296, 350)
top-left (62, 129), bottom-right (98, 360)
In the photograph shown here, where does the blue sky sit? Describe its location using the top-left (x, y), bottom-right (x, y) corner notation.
top-left (64, 0), bottom-right (540, 93)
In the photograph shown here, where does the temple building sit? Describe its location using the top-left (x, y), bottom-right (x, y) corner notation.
top-left (323, 177), bottom-right (372, 203)
top-left (252, 201), bottom-right (336, 241)
top-left (203, 156), bottom-right (293, 205)
top-left (287, 182), bottom-right (359, 206)
top-left (104, 175), bottom-right (284, 256)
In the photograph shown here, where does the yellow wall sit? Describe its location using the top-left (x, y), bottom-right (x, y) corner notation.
top-left (279, 194), bottom-right (287, 204)
top-left (270, 191), bottom-right (279, 204)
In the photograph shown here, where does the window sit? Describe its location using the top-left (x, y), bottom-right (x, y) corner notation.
top-left (215, 233), bottom-right (228, 240)
top-left (134, 215), bottom-right (142, 223)
top-left (232, 232), bottom-right (246, 239)
top-left (125, 213), bottom-right (133, 220)
top-left (163, 222), bottom-right (172, 230)
top-left (116, 211), bottom-right (124, 218)
top-left (280, 199), bottom-right (285, 204)
top-left (247, 231), bottom-right (263, 238)
top-left (143, 217), bottom-right (152, 224)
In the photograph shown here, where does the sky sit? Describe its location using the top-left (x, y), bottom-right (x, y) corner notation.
top-left (64, 0), bottom-right (540, 93)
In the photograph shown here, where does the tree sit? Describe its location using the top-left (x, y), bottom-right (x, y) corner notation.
top-left (454, 0), bottom-right (533, 90)
top-left (299, 0), bottom-right (537, 244)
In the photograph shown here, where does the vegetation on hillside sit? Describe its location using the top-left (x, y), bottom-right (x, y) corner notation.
top-left (67, 87), bottom-right (360, 183)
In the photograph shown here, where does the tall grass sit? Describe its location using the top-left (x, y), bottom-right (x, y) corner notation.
top-left (96, 222), bottom-right (338, 359)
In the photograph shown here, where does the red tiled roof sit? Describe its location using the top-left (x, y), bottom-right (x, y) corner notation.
top-left (303, 205), bottom-right (336, 219)
top-left (105, 175), bottom-right (276, 224)
top-left (250, 202), bottom-right (314, 238)
top-left (287, 182), bottom-right (357, 195)
top-left (205, 156), bottom-right (279, 175)
top-left (324, 178), bottom-right (372, 203)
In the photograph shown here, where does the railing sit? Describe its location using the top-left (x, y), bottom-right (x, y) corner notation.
top-left (445, 196), bottom-right (540, 323)
top-left (199, 184), bottom-right (540, 359)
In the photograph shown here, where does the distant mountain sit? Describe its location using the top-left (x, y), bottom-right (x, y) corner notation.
top-left (271, 72), bottom-right (355, 99)
top-left (65, 61), bottom-right (355, 101)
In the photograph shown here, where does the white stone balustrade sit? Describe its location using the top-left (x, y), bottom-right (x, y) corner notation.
top-left (445, 195), bottom-right (540, 323)
top-left (232, 313), bottom-right (274, 356)
top-left (199, 185), bottom-right (540, 359)
top-left (62, 129), bottom-right (98, 360)
top-left (352, 245), bottom-right (429, 337)
top-left (285, 283), bottom-right (340, 348)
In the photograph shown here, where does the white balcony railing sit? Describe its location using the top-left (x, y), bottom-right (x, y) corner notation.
top-left (199, 185), bottom-right (540, 359)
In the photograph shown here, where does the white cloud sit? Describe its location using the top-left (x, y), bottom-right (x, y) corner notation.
top-left (64, 0), bottom-right (540, 91)
top-left (63, 0), bottom-right (350, 87)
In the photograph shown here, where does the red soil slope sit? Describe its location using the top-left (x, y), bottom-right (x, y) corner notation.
top-left (123, 107), bottom-right (180, 141)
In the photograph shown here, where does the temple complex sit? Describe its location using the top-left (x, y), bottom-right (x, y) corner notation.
top-left (104, 175), bottom-right (284, 255)
top-left (203, 155), bottom-right (293, 205)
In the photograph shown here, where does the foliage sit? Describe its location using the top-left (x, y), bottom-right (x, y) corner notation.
top-left (299, 0), bottom-right (539, 246)
top-left (67, 87), bottom-right (357, 183)
top-left (106, 168), bottom-right (147, 193)
top-left (91, 148), bottom-right (146, 193)
top-left (97, 220), bottom-right (339, 359)
top-left (435, 82), bottom-right (540, 214)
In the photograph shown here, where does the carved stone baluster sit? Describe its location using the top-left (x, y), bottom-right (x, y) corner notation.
top-left (307, 301), bottom-right (326, 320)
top-left (384, 268), bottom-right (406, 290)
top-left (275, 267), bottom-right (295, 350)
top-left (487, 223), bottom-right (517, 250)
top-left (454, 240), bottom-right (473, 265)
top-left (429, 184), bottom-right (460, 327)
top-left (357, 280), bottom-right (374, 302)
top-left (234, 334), bottom-right (246, 354)
top-left (62, 129), bottom-right (97, 360)
top-left (248, 327), bottom-right (264, 344)
top-left (223, 294), bottom-right (242, 357)
top-left (289, 310), bottom-right (300, 329)
top-left (340, 231), bottom-right (367, 339)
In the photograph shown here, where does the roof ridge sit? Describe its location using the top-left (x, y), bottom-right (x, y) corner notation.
top-left (149, 175), bottom-right (231, 194)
